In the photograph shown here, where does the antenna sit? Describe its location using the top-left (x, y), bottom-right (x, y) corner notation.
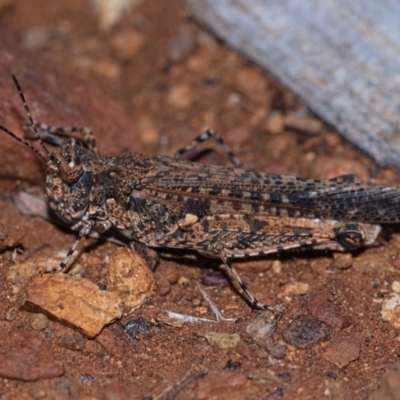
top-left (0, 122), bottom-right (47, 163)
top-left (10, 75), bottom-right (50, 158)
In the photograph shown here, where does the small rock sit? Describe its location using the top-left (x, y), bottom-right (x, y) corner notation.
top-left (332, 253), bottom-right (353, 270)
top-left (278, 282), bottom-right (309, 298)
top-left (224, 360), bottom-right (242, 371)
top-left (204, 332), bottom-right (241, 349)
top-left (284, 111), bottom-right (323, 134)
top-left (382, 293), bottom-right (400, 329)
top-left (167, 84), bottom-right (192, 109)
top-left (246, 309), bottom-right (279, 340)
top-left (79, 373), bottom-right (95, 381)
top-left (265, 112), bottom-right (284, 135)
top-left (156, 263), bottom-right (179, 285)
top-left (283, 315), bottom-right (330, 348)
top-left (323, 338), bottom-right (361, 369)
top-left (125, 318), bottom-right (158, 341)
top-left (236, 340), bottom-right (251, 359)
top-left (57, 334), bottom-right (85, 352)
top-left (108, 247), bottom-right (156, 314)
top-left (30, 313), bottom-right (49, 331)
top-left (265, 388), bottom-right (284, 400)
top-left (272, 260), bottom-right (282, 274)
top-left (110, 29), bottom-right (144, 61)
top-left (308, 285), bottom-right (349, 330)
top-left (266, 341), bottom-right (287, 359)
top-left (96, 329), bottom-right (125, 356)
top-left (54, 378), bottom-right (80, 398)
top-left (235, 258), bottom-right (272, 273)
top-left (392, 281), bottom-right (400, 293)
top-left (308, 257), bottom-right (332, 277)
top-left (92, 0), bottom-right (144, 30)
top-left (201, 270), bottom-right (228, 286)
top-left (155, 273), bottom-right (172, 296)
top-left (369, 363), bottom-right (400, 400)
top-left (28, 383), bottom-right (47, 399)
top-left (25, 273), bottom-right (122, 338)
top-left (197, 371), bottom-right (247, 400)
top-left (0, 335), bottom-right (64, 381)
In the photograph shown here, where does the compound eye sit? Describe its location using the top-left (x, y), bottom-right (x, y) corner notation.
top-left (60, 157), bottom-right (83, 184)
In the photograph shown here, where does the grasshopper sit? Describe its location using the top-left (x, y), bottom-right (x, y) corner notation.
top-left (2, 75), bottom-right (400, 309)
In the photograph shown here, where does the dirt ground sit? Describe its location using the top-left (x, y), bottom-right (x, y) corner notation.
top-left (1, 1), bottom-right (400, 399)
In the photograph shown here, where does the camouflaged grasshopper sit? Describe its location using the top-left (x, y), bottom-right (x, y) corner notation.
top-left (2, 75), bottom-right (400, 309)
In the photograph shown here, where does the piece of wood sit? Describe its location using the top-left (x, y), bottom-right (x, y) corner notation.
top-left (185, 0), bottom-right (400, 170)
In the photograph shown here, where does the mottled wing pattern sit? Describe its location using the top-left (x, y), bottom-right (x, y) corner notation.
top-left (139, 157), bottom-right (400, 223)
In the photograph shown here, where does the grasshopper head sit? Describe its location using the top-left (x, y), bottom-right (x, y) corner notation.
top-left (46, 138), bottom-right (94, 223)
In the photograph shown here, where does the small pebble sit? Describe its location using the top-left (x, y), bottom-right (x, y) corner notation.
top-left (30, 313), bottom-right (49, 331)
top-left (167, 84), bottom-right (192, 109)
top-left (284, 111), bottom-right (322, 134)
top-left (332, 253), bottom-right (353, 270)
top-left (382, 293), bottom-right (400, 329)
top-left (265, 387), bottom-right (284, 400)
top-left (156, 262), bottom-right (179, 284)
top-left (79, 373), bottom-right (95, 381)
top-left (224, 360), bottom-right (242, 370)
top-left (266, 341), bottom-right (287, 359)
top-left (392, 281), bottom-right (400, 293)
top-left (283, 315), bottom-right (330, 348)
top-left (54, 378), bottom-right (79, 398)
top-left (323, 338), bottom-right (361, 368)
top-left (155, 274), bottom-right (172, 296)
top-left (204, 332), bottom-right (241, 349)
top-left (201, 271), bottom-right (227, 286)
top-left (272, 260), bottom-right (282, 274)
top-left (125, 318), bottom-right (158, 341)
top-left (28, 384), bottom-right (47, 399)
top-left (108, 247), bottom-right (156, 314)
top-left (57, 334), bottom-right (85, 352)
top-left (96, 328), bottom-right (125, 356)
top-left (278, 282), bottom-right (309, 298)
top-left (307, 285), bottom-right (349, 330)
top-left (110, 29), bottom-right (144, 61)
top-left (265, 111), bottom-right (284, 135)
